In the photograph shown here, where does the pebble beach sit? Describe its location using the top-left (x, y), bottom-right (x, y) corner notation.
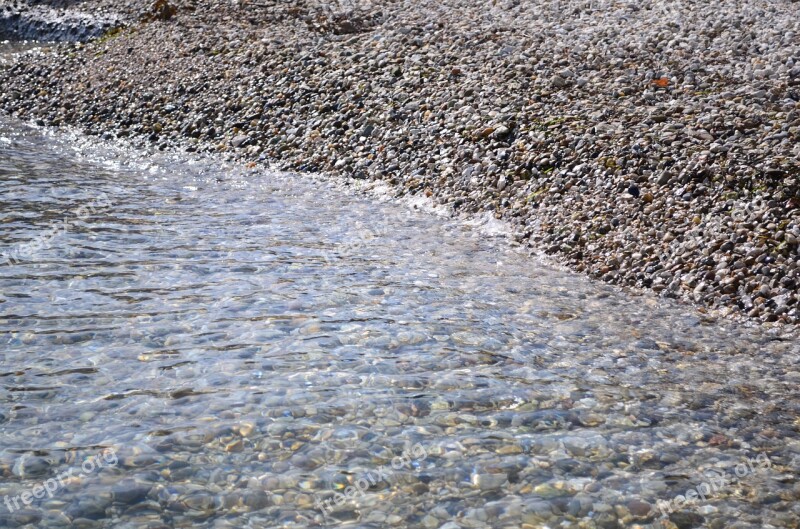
top-left (1, 0), bottom-right (799, 325)
top-left (3, 3), bottom-right (800, 528)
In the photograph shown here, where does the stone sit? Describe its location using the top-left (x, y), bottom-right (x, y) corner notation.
top-left (231, 135), bottom-right (249, 148)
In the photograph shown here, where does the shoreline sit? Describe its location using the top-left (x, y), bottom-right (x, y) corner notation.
top-left (1, 0), bottom-right (799, 326)
top-left (5, 111), bottom-right (793, 342)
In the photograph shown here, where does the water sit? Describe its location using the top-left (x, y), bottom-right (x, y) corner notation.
top-left (1, 112), bottom-right (799, 528)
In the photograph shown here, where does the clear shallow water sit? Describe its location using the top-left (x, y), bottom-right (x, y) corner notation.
top-left (0, 115), bottom-right (799, 529)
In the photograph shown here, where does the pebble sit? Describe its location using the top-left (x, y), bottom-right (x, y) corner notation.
top-left (3, 0), bottom-right (799, 327)
top-left (1, 4), bottom-right (799, 527)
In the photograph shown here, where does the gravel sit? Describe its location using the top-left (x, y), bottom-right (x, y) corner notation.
top-left (1, 0), bottom-right (799, 325)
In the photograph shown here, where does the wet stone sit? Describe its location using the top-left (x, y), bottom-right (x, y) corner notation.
top-left (112, 481), bottom-right (152, 505)
top-left (627, 499), bottom-right (653, 518)
top-left (12, 455), bottom-right (50, 478)
top-left (670, 511), bottom-right (706, 529)
top-left (66, 495), bottom-right (112, 520)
